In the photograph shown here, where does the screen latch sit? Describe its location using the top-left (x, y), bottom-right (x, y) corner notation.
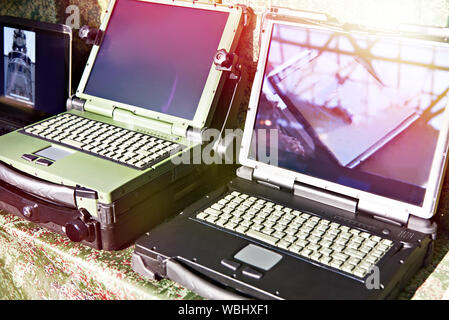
top-left (211, 49), bottom-right (243, 160)
top-left (79, 25), bottom-right (104, 46)
top-left (253, 167), bottom-right (295, 191)
top-left (214, 49), bottom-right (241, 81)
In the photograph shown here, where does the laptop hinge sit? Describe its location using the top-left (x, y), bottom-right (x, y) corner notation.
top-left (112, 107), bottom-right (173, 136)
top-left (252, 166), bottom-right (295, 190)
top-left (66, 96), bottom-right (86, 112)
top-left (358, 200), bottom-right (409, 226)
top-left (172, 124), bottom-right (189, 139)
top-left (186, 127), bottom-right (205, 143)
top-left (238, 166), bottom-right (411, 226)
top-left (236, 166), bottom-right (253, 181)
top-left (84, 99), bottom-right (114, 117)
top-left (293, 182), bottom-right (358, 214)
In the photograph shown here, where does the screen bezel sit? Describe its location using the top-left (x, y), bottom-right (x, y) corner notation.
top-left (240, 16), bottom-right (449, 220)
top-left (76, 0), bottom-right (242, 130)
top-left (0, 15), bottom-right (72, 109)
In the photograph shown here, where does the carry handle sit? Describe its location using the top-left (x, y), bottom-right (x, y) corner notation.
top-left (0, 161), bottom-right (76, 208)
top-left (165, 259), bottom-right (249, 300)
top-left (0, 179), bottom-right (97, 243)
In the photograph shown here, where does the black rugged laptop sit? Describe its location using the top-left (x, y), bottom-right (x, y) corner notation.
top-left (132, 8), bottom-right (449, 299)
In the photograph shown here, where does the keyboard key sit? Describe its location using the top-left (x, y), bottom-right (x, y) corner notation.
top-left (197, 212), bottom-right (208, 220)
top-left (205, 208), bottom-right (220, 217)
top-left (310, 252), bottom-right (322, 262)
top-left (277, 240), bottom-right (290, 250)
top-left (347, 257), bottom-right (361, 266)
top-left (332, 252), bottom-right (349, 262)
top-left (295, 239), bottom-right (309, 248)
top-left (366, 255), bottom-right (380, 264)
top-left (262, 227), bottom-right (274, 235)
top-left (273, 231), bottom-right (286, 239)
top-left (250, 224), bottom-right (263, 232)
top-left (235, 225), bottom-right (248, 234)
top-left (216, 219), bottom-right (228, 227)
top-left (319, 247), bottom-right (333, 256)
top-left (344, 248), bottom-right (366, 260)
top-left (246, 229), bottom-right (278, 246)
top-left (288, 244), bottom-right (301, 254)
top-left (359, 261), bottom-right (373, 271)
top-left (205, 216), bottom-right (217, 223)
top-left (61, 139), bottom-right (85, 149)
top-left (353, 267), bottom-right (368, 278)
top-left (341, 263), bottom-right (355, 273)
top-left (330, 259), bottom-right (343, 269)
top-left (320, 256), bottom-right (332, 265)
top-left (308, 243), bottom-right (321, 251)
top-left (224, 222), bottom-right (237, 231)
top-left (300, 248), bottom-right (312, 258)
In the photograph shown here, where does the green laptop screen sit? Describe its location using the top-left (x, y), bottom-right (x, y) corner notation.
top-left (250, 23), bottom-right (449, 206)
top-left (84, 0), bottom-right (229, 120)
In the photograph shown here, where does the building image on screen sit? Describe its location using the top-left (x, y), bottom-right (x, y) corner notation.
top-left (251, 23), bottom-right (449, 206)
top-left (3, 27), bottom-right (36, 105)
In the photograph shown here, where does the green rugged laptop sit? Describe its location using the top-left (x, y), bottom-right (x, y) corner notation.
top-left (0, 0), bottom-right (250, 250)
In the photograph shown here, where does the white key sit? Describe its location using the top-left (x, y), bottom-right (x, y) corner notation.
top-left (246, 229), bottom-right (278, 245)
top-left (61, 139), bottom-right (84, 149)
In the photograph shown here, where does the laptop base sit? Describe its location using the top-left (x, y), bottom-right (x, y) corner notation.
top-left (0, 162), bottom-right (235, 251)
top-left (132, 177), bottom-right (433, 299)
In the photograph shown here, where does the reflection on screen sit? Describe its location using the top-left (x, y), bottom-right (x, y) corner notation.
top-left (84, 0), bottom-right (229, 120)
top-left (251, 23), bottom-right (449, 206)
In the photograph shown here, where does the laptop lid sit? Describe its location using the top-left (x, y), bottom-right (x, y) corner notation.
top-left (240, 9), bottom-right (449, 220)
top-left (0, 16), bottom-right (72, 116)
top-left (76, 0), bottom-right (243, 132)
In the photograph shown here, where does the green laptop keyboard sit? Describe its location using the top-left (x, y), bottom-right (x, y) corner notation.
top-left (195, 191), bottom-right (394, 279)
top-left (21, 113), bottom-right (183, 170)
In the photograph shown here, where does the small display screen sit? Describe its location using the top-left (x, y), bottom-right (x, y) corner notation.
top-left (0, 22), bottom-right (71, 114)
top-left (0, 23), bottom-right (69, 114)
top-left (84, 0), bottom-right (229, 120)
top-left (250, 23), bottom-right (449, 206)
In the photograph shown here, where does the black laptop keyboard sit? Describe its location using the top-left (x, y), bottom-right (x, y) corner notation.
top-left (194, 191), bottom-right (395, 279)
top-left (21, 113), bottom-right (184, 170)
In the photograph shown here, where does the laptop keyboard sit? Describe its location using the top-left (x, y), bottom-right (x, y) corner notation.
top-left (195, 191), bottom-right (394, 279)
top-left (21, 113), bottom-right (183, 170)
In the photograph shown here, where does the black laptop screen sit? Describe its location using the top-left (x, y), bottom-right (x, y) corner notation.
top-left (0, 21), bottom-right (70, 114)
top-left (250, 22), bottom-right (449, 207)
top-left (84, 0), bottom-right (229, 121)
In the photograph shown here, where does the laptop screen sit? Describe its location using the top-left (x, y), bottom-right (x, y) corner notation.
top-left (250, 22), bottom-right (449, 207)
top-left (84, 0), bottom-right (229, 121)
top-left (0, 22), bottom-right (70, 114)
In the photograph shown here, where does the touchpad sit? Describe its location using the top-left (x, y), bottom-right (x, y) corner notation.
top-left (35, 146), bottom-right (74, 161)
top-left (234, 244), bottom-right (282, 271)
